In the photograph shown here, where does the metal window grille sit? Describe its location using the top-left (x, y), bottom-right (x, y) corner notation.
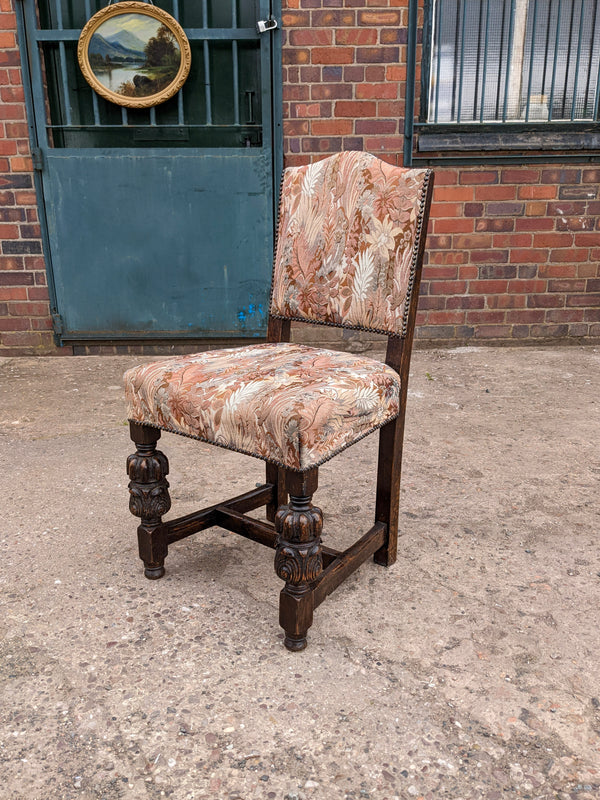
top-left (33, 0), bottom-right (266, 149)
top-left (427, 0), bottom-right (600, 123)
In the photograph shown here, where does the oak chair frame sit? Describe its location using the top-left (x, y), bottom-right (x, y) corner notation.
top-left (127, 165), bottom-right (434, 651)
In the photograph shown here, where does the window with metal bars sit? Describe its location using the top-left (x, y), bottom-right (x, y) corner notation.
top-left (35, 0), bottom-right (265, 149)
top-left (404, 0), bottom-right (600, 163)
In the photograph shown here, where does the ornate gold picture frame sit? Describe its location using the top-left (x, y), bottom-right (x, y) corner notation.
top-left (77, 1), bottom-right (191, 109)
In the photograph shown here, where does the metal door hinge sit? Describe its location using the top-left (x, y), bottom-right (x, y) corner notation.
top-left (51, 312), bottom-right (64, 335)
top-left (32, 147), bottom-right (44, 171)
top-left (257, 18), bottom-right (278, 33)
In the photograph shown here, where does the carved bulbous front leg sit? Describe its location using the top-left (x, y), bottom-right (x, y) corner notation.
top-left (274, 469), bottom-right (322, 651)
top-left (127, 423), bottom-right (171, 579)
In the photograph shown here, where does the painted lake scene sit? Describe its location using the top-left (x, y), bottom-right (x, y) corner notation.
top-left (88, 13), bottom-right (181, 99)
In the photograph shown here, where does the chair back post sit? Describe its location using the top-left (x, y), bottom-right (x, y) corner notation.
top-left (266, 315), bottom-right (291, 344)
top-left (373, 171), bottom-right (434, 567)
top-left (264, 315), bottom-right (292, 520)
top-left (385, 171), bottom-right (435, 384)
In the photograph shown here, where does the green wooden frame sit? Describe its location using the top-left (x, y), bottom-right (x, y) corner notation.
top-left (15, 0), bottom-right (283, 344)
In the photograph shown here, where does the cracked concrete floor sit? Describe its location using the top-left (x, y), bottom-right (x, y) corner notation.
top-left (1, 346), bottom-right (599, 800)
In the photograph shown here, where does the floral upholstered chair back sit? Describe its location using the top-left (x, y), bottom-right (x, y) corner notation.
top-left (270, 151), bottom-right (431, 337)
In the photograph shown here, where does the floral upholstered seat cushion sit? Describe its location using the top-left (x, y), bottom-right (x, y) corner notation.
top-left (124, 342), bottom-right (401, 471)
top-left (271, 151), bottom-right (430, 336)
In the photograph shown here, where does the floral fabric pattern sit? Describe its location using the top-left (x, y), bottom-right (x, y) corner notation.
top-left (271, 151), bottom-right (429, 336)
top-left (125, 343), bottom-right (400, 471)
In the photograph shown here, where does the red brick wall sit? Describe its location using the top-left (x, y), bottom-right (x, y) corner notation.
top-left (282, 2), bottom-right (406, 165)
top-left (417, 166), bottom-right (600, 342)
top-left (0, 0), bottom-right (598, 354)
top-left (281, 0), bottom-right (600, 344)
top-left (0, 0), bottom-right (60, 356)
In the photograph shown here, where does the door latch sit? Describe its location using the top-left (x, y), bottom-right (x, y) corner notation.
top-left (256, 18), bottom-right (278, 33)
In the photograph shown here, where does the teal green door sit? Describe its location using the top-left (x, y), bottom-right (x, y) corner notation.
top-left (21, 0), bottom-right (281, 341)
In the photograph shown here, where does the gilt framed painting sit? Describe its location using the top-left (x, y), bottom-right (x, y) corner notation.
top-left (77, 2), bottom-right (191, 108)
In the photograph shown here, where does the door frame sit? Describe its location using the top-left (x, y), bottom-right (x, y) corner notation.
top-left (15, 0), bottom-right (283, 345)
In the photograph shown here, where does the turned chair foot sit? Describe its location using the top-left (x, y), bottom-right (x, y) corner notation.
top-left (127, 422), bottom-right (171, 580)
top-left (284, 633), bottom-right (308, 652)
top-left (144, 564), bottom-right (166, 580)
top-left (274, 470), bottom-right (322, 649)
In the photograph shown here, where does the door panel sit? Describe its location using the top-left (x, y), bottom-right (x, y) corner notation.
top-left (22, 0), bottom-right (280, 340)
top-left (46, 151), bottom-right (272, 335)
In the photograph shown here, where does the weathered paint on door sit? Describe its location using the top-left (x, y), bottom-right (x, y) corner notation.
top-left (20, 0), bottom-right (281, 341)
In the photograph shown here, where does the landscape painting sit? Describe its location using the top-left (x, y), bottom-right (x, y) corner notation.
top-left (85, 11), bottom-right (183, 102)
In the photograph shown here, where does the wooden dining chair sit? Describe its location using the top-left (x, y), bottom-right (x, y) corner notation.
top-left (124, 151), bottom-right (434, 650)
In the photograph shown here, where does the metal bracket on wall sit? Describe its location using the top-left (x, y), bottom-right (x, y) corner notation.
top-left (31, 147), bottom-right (44, 171)
top-left (51, 312), bottom-right (64, 336)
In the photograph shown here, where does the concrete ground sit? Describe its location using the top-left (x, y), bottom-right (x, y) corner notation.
top-left (1, 346), bottom-right (599, 800)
